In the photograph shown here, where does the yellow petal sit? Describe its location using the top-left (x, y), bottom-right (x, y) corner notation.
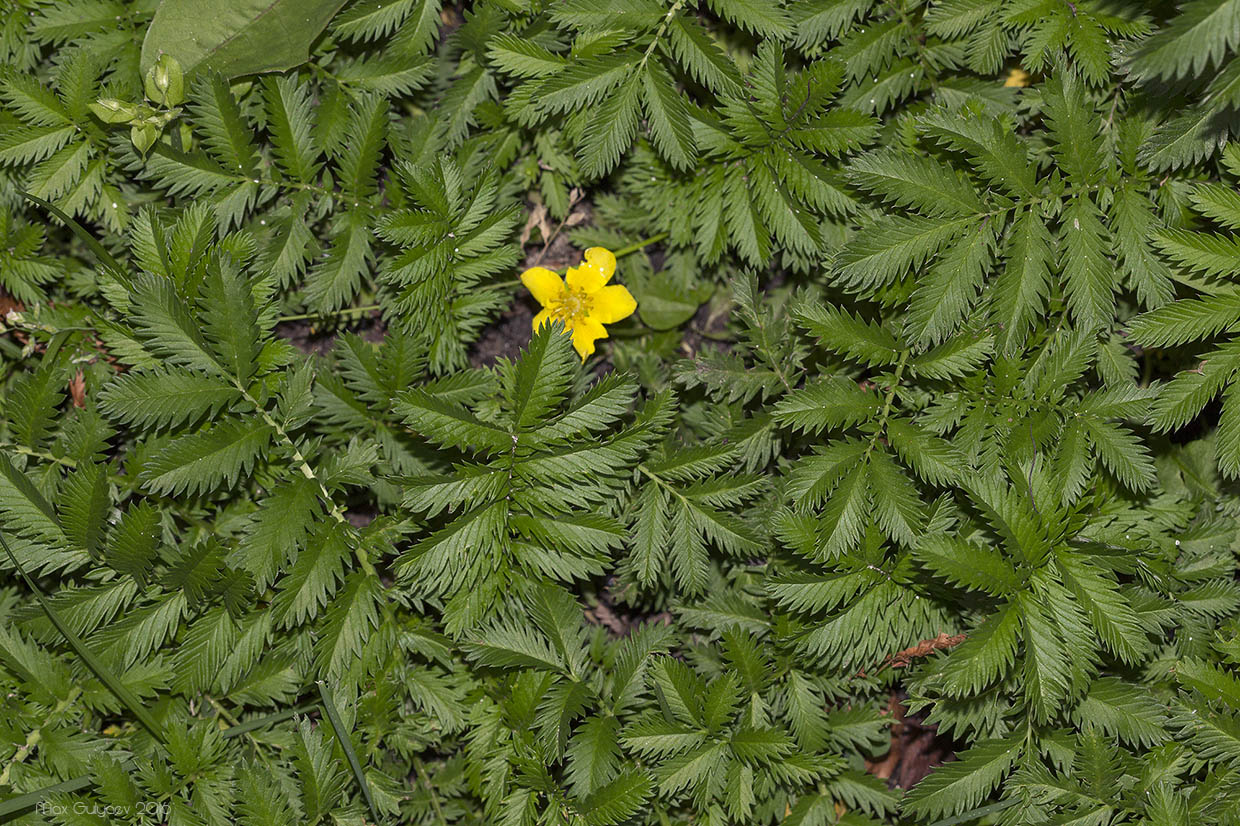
top-left (570, 318), bottom-right (608, 360)
top-left (521, 267), bottom-right (565, 306)
top-left (589, 284), bottom-right (637, 324)
top-left (532, 307), bottom-right (555, 332)
top-left (1003, 68), bottom-right (1030, 88)
top-left (565, 247), bottom-right (616, 293)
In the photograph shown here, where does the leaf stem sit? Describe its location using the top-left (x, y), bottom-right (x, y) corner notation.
top-left (277, 304), bottom-right (381, 323)
top-left (613, 231), bottom-right (668, 259)
top-left (640, 0), bottom-right (687, 70)
top-left (0, 686), bottom-right (80, 786)
top-left (413, 756), bottom-right (449, 825)
top-left (637, 463), bottom-right (693, 511)
top-left (234, 381), bottom-right (375, 576)
top-left (0, 443), bottom-right (78, 469)
top-left (865, 350), bottom-right (909, 458)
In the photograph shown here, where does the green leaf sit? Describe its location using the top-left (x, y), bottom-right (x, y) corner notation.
top-left (1125, 0), bottom-right (1240, 82)
top-left (59, 462), bottom-right (110, 557)
top-left (1021, 592), bottom-right (1072, 722)
top-left (794, 302), bottom-right (902, 366)
top-left (395, 389), bottom-right (512, 453)
top-left (835, 215), bottom-right (973, 292)
top-left (666, 17), bottom-right (744, 93)
top-left (1078, 418), bottom-right (1155, 491)
top-left (631, 276), bottom-right (710, 330)
top-left (314, 572), bottom-right (381, 677)
top-left (583, 770), bottom-right (654, 826)
top-left (1073, 678), bottom-right (1167, 747)
top-left (1061, 196), bottom-right (1115, 331)
top-left (99, 369), bottom-right (240, 430)
top-left (936, 602), bottom-right (1022, 697)
top-left (578, 76), bottom-right (641, 179)
top-left (536, 53), bottom-right (640, 114)
top-left (642, 60), bottom-right (697, 170)
top-left (1176, 657), bottom-right (1240, 706)
top-left (991, 209), bottom-right (1053, 353)
top-left (903, 736), bottom-right (1022, 820)
top-left (141, 419), bottom-right (274, 497)
top-left (906, 219), bottom-right (995, 345)
top-left (1129, 295), bottom-right (1240, 348)
top-left (848, 149), bottom-right (984, 218)
top-left (916, 535), bottom-right (1022, 595)
top-left (705, 0), bottom-right (791, 37)
top-left (489, 33), bottom-right (566, 78)
top-left (0, 451), bottom-right (66, 548)
top-left (504, 322), bottom-right (578, 430)
top-left (142, 0), bottom-right (349, 80)
top-left (773, 376), bottom-right (882, 434)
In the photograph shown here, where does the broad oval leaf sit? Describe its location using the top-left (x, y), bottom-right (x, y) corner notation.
top-left (141, 0), bottom-right (348, 79)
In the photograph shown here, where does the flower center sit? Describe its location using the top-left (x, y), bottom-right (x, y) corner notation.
top-left (552, 289), bottom-right (591, 323)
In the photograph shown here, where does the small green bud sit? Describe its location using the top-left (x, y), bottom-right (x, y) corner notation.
top-left (131, 123), bottom-right (160, 154)
top-left (150, 109), bottom-right (181, 128)
top-left (144, 53), bottom-right (185, 107)
top-left (89, 98), bottom-right (137, 124)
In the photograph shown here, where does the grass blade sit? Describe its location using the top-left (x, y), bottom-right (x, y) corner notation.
top-left (221, 702), bottom-right (318, 738)
top-left (0, 702), bottom-right (319, 823)
top-left (317, 680), bottom-right (381, 824)
top-left (0, 768), bottom-right (102, 821)
top-left (0, 528), bottom-right (165, 744)
top-left (20, 192), bottom-right (132, 290)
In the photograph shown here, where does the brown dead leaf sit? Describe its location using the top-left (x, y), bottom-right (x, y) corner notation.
top-left (1, 288), bottom-right (28, 345)
top-left (0, 287), bottom-right (21, 318)
top-left (584, 600), bottom-right (629, 637)
top-left (520, 199), bottom-right (552, 249)
top-left (68, 370), bottom-right (86, 408)
top-left (865, 695), bottom-right (906, 780)
top-left (886, 632), bottom-right (966, 669)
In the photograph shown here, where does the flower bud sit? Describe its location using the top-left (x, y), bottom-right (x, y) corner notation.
top-left (131, 123), bottom-right (160, 154)
top-left (144, 53), bottom-right (184, 107)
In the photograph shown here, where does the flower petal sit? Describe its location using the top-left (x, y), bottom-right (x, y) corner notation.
top-left (532, 308), bottom-right (555, 332)
top-left (565, 247), bottom-right (616, 293)
top-left (570, 317), bottom-right (608, 360)
top-left (589, 284), bottom-right (637, 324)
top-left (521, 267), bottom-right (565, 306)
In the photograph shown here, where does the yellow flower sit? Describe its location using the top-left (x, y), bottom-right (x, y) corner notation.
top-left (1004, 68), bottom-right (1031, 88)
top-left (520, 247), bottom-right (637, 360)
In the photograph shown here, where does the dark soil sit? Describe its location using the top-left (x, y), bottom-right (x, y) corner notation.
top-left (867, 692), bottom-right (958, 789)
top-left (276, 309), bottom-right (386, 356)
top-left (680, 294), bottom-right (732, 360)
top-left (469, 299), bottom-right (534, 368)
top-left (583, 578), bottom-right (672, 637)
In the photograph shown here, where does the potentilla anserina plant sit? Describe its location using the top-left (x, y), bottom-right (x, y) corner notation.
top-left (0, 1), bottom-right (1237, 824)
